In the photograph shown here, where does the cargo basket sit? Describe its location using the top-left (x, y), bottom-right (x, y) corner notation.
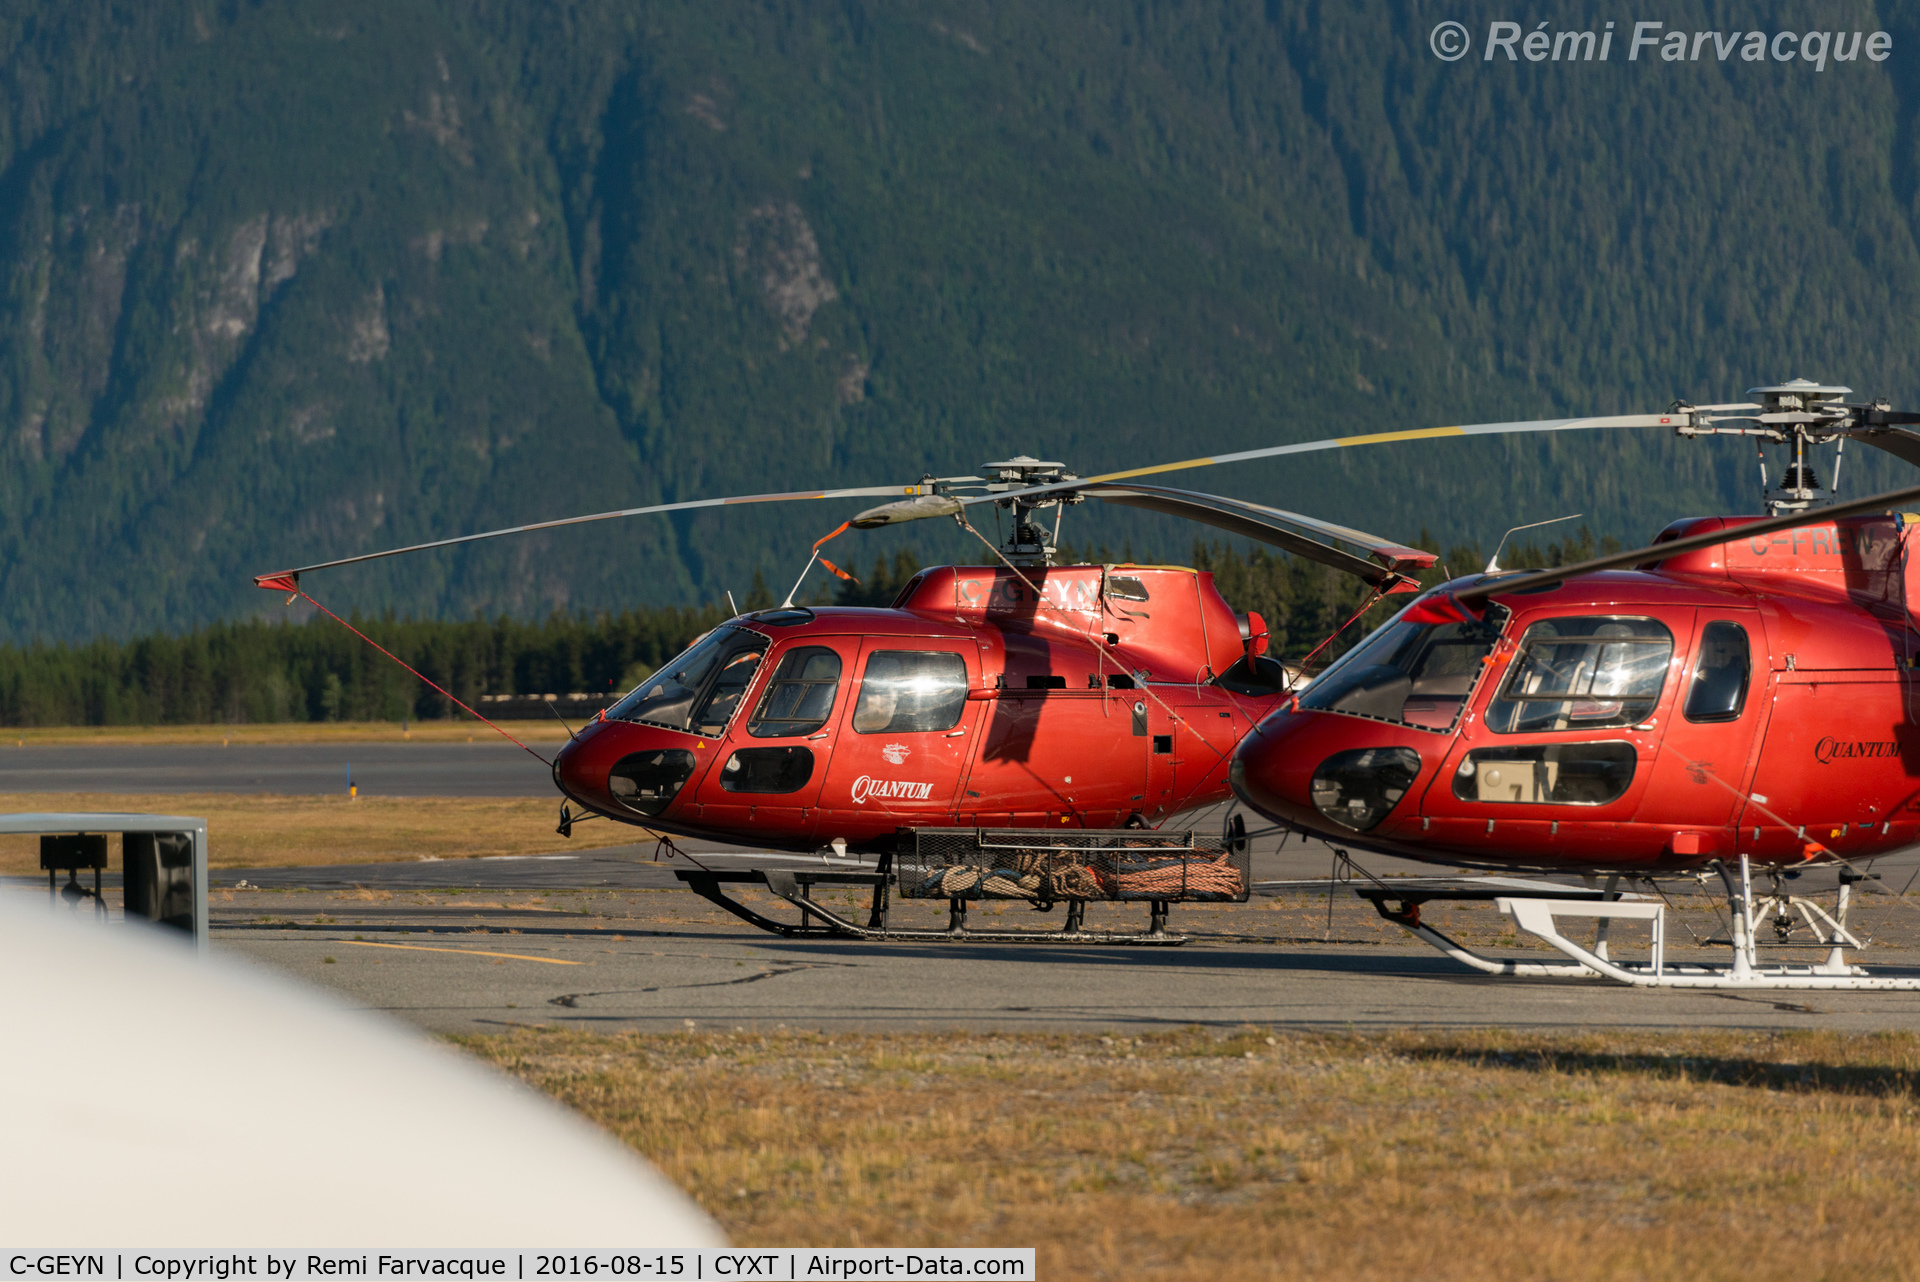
top-left (897, 827), bottom-right (1249, 903)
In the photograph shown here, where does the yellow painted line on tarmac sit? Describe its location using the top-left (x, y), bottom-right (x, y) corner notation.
top-left (342, 940), bottom-right (584, 965)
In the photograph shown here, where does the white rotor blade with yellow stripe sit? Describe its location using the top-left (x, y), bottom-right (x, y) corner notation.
top-left (963, 413), bottom-right (1684, 509)
top-left (258, 412), bottom-right (1680, 589)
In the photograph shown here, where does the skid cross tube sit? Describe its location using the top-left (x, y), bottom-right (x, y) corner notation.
top-left (1487, 895), bottom-right (1920, 988)
top-left (1361, 855), bottom-right (1920, 989)
top-left (1359, 886), bottom-right (1612, 974)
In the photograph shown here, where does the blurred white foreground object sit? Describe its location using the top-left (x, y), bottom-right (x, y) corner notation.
top-left (0, 897), bottom-right (724, 1246)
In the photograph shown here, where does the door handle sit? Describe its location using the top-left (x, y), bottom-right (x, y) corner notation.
top-left (808, 732), bottom-right (830, 740)
top-left (944, 728), bottom-right (967, 737)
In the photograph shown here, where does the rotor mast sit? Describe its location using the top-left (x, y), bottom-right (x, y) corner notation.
top-left (980, 456), bottom-right (1081, 566)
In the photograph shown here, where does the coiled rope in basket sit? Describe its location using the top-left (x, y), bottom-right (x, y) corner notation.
top-left (929, 844), bottom-right (1242, 900)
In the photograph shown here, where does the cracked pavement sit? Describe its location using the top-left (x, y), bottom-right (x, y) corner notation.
top-left (186, 844), bottom-right (1920, 1036)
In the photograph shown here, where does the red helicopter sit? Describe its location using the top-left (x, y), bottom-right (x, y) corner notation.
top-left (1226, 379), bottom-right (1920, 990)
top-left (256, 456), bottom-right (1436, 942)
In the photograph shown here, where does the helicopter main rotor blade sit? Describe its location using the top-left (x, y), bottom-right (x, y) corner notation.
top-left (1843, 428), bottom-right (1920, 469)
top-left (850, 480), bottom-right (1441, 589)
top-left (1835, 407), bottom-right (1920, 469)
top-left (963, 414), bottom-right (1684, 510)
top-left (1082, 484), bottom-right (1436, 590)
top-left (254, 483), bottom-right (931, 587)
top-left (1454, 482), bottom-right (1920, 607)
top-left (849, 494), bottom-right (964, 528)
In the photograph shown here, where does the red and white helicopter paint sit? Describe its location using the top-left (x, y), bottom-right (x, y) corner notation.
top-left (258, 378), bottom-right (1920, 975)
top-left (256, 457), bottom-right (1435, 942)
top-left (1228, 380), bottom-right (1920, 990)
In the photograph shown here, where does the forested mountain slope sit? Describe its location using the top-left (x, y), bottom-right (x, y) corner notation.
top-left (2, 0), bottom-right (1916, 642)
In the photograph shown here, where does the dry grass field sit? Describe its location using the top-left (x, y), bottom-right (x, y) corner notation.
top-left (2, 720), bottom-right (572, 746)
top-left (0, 791), bottom-right (639, 874)
top-left (468, 1025), bottom-right (1920, 1281)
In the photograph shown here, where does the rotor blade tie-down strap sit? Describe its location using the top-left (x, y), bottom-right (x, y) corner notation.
top-left (1293, 587), bottom-right (1391, 673)
top-left (275, 581), bottom-right (553, 766)
top-left (811, 521), bottom-right (860, 583)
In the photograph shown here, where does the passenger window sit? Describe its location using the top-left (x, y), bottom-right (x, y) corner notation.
top-left (1485, 617), bottom-right (1673, 734)
top-left (720, 746), bottom-right (816, 793)
top-left (1106, 575), bottom-right (1150, 602)
top-left (852, 651), bottom-right (968, 733)
top-left (748, 647), bottom-right (843, 738)
top-left (1451, 743), bottom-right (1637, 805)
top-left (1683, 622), bottom-right (1751, 723)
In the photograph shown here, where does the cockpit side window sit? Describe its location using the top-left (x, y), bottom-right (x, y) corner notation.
top-left (606, 627), bottom-right (771, 737)
top-left (691, 646), bottom-right (767, 736)
top-left (1683, 621), bottom-right (1751, 723)
top-left (748, 646), bottom-right (843, 738)
top-left (1485, 616), bottom-right (1673, 734)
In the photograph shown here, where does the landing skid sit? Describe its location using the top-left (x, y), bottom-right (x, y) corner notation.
top-left (1366, 856), bottom-right (1920, 990)
top-left (675, 864), bottom-right (1188, 945)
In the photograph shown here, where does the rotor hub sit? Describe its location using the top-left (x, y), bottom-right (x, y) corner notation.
top-left (979, 456), bottom-right (1080, 566)
top-left (1747, 378), bottom-right (1853, 410)
top-left (1669, 376), bottom-right (1919, 514)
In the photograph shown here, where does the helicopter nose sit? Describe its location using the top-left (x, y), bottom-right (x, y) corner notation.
top-left (1230, 710), bottom-right (1427, 837)
top-left (1228, 715), bottom-right (1323, 829)
top-left (553, 720), bottom-right (702, 820)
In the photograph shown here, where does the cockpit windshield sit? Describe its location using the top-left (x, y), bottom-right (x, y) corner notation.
top-left (607, 627), bottom-right (771, 737)
top-left (1298, 600), bottom-right (1508, 731)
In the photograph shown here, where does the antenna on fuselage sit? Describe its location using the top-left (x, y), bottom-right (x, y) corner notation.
top-left (779, 550), bottom-right (820, 608)
top-left (1485, 513), bottom-right (1584, 574)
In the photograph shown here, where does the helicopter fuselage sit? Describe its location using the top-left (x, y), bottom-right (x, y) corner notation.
top-left (555, 564), bottom-right (1295, 851)
top-left (1231, 512), bottom-right (1920, 874)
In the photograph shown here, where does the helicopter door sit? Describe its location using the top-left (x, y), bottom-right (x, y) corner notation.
top-left (1634, 612), bottom-right (1765, 853)
top-left (967, 674), bottom-right (1147, 828)
top-left (816, 642), bottom-right (977, 830)
top-left (1416, 613), bottom-right (1673, 851)
top-left (689, 637), bottom-right (857, 840)
top-left (1741, 629), bottom-right (1910, 860)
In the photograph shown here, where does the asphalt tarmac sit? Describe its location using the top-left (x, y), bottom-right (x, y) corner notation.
top-left (200, 881), bottom-right (1920, 1037)
top-left (12, 835), bottom-right (1920, 1033)
top-left (183, 838), bottom-right (1920, 1037)
top-left (0, 740), bottom-right (554, 796)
